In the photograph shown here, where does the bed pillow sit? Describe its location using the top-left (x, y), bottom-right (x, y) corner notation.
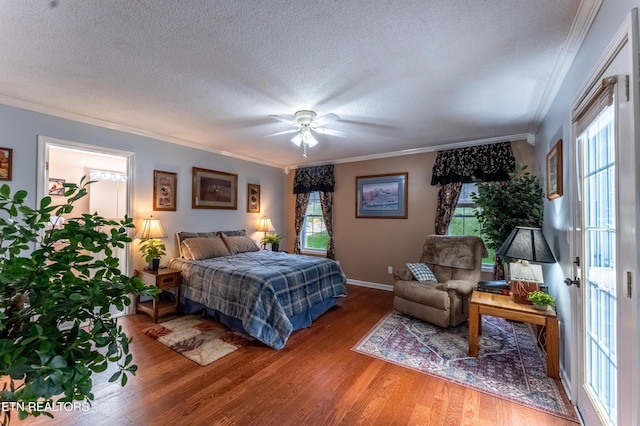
top-left (220, 233), bottom-right (260, 254)
top-left (181, 236), bottom-right (231, 260)
top-left (180, 241), bottom-right (194, 260)
top-left (216, 229), bottom-right (247, 237)
top-left (176, 231), bottom-right (217, 257)
top-left (406, 262), bottom-right (437, 283)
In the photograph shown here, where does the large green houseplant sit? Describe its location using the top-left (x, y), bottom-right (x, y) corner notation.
top-left (0, 179), bottom-right (155, 424)
top-left (471, 163), bottom-right (544, 278)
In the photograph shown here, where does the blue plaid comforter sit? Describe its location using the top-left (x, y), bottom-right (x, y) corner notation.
top-left (168, 251), bottom-right (347, 349)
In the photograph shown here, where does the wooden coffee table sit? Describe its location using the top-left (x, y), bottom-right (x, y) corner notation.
top-left (468, 291), bottom-right (559, 379)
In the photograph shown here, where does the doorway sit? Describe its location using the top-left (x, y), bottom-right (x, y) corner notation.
top-left (570, 10), bottom-right (639, 426)
top-left (36, 136), bottom-right (135, 315)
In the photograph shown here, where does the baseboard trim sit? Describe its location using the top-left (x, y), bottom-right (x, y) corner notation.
top-left (346, 279), bottom-right (393, 292)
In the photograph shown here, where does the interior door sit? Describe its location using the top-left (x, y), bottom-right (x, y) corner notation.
top-left (37, 136), bottom-right (136, 315)
top-left (571, 11), bottom-right (639, 426)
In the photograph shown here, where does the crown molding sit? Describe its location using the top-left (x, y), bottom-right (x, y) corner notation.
top-left (0, 94), bottom-right (283, 169)
top-left (527, 0), bottom-right (603, 134)
top-left (286, 133), bottom-right (533, 169)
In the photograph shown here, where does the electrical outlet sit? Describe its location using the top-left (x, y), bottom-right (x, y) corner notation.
top-left (387, 266), bottom-right (393, 274)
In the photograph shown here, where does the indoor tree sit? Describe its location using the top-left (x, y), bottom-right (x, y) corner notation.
top-left (471, 163), bottom-right (544, 278)
top-left (0, 179), bottom-right (156, 424)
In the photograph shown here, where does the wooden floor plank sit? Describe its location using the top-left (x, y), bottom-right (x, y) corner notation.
top-left (20, 285), bottom-right (578, 426)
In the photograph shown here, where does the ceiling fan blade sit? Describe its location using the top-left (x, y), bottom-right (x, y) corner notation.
top-left (263, 128), bottom-right (299, 138)
top-left (314, 127), bottom-right (350, 138)
top-left (268, 114), bottom-right (297, 125)
top-left (313, 113), bottom-right (340, 127)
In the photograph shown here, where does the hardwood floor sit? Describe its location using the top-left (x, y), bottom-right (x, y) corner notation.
top-left (21, 285), bottom-right (578, 426)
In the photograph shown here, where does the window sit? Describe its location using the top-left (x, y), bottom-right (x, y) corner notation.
top-left (447, 183), bottom-right (494, 267)
top-left (301, 192), bottom-right (328, 252)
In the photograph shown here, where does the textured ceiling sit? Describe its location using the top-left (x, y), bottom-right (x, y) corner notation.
top-left (0, 0), bottom-right (587, 168)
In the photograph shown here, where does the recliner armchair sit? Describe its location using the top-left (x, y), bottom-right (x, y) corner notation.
top-left (393, 235), bottom-right (487, 327)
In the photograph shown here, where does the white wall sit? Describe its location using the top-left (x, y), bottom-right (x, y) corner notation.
top-left (536, 0), bottom-right (640, 386)
top-left (0, 103), bottom-right (286, 271)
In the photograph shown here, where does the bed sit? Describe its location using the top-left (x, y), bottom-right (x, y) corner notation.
top-left (168, 230), bottom-right (347, 349)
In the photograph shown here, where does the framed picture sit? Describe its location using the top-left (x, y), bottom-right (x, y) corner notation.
top-left (48, 178), bottom-right (65, 195)
top-left (0, 147), bottom-right (12, 181)
top-left (546, 139), bottom-right (563, 200)
top-left (247, 183), bottom-right (260, 213)
top-left (356, 172), bottom-right (408, 218)
top-left (192, 167), bottom-right (238, 209)
top-left (153, 170), bottom-right (177, 211)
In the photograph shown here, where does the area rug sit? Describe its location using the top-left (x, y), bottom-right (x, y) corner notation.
top-left (142, 315), bottom-right (253, 366)
top-left (353, 310), bottom-right (577, 421)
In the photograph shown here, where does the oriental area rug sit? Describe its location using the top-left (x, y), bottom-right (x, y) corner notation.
top-left (142, 315), bottom-right (252, 366)
top-left (353, 310), bottom-right (578, 422)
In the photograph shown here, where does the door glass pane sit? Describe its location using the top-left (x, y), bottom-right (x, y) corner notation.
top-left (581, 103), bottom-right (617, 425)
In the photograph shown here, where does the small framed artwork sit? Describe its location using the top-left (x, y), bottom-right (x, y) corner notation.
top-left (48, 178), bottom-right (65, 195)
top-left (153, 170), bottom-right (177, 211)
top-left (192, 167), bottom-right (238, 209)
top-left (546, 139), bottom-right (563, 200)
top-left (356, 172), bottom-right (408, 218)
top-left (247, 183), bottom-right (260, 213)
top-left (0, 147), bottom-right (12, 181)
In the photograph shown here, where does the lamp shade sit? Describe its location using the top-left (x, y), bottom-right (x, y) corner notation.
top-left (256, 217), bottom-right (275, 233)
top-left (135, 217), bottom-right (167, 239)
top-left (496, 226), bottom-right (556, 263)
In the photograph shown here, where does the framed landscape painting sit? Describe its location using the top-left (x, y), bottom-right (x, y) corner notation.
top-left (192, 167), bottom-right (238, 209)
top-left (356, 172), bottom-right (408, 218)
top-left (153, 170), bottom-right (177, 211)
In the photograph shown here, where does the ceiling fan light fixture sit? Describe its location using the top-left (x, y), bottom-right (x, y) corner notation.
top-left (291, 133), bottom-right (303, 146)
top-left (303, 130), bottom-right (318, 147)
top-left (266, 109), bottom-right (346, 157)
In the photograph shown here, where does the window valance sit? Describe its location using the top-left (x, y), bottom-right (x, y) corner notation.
top-left (293, 164), bottom-right (335, 194)
top-left (430, 141), bottom-right (515, 185)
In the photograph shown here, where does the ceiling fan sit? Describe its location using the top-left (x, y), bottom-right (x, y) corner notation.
top-left (264, 110), bottom-right (349, 157)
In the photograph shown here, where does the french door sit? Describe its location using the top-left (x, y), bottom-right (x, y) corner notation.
top-left (571, 10), bottom-right (639, 426)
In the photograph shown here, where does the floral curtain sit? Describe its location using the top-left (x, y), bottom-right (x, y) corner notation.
top-left (431, 141), bottom-right (516, 235)
top-left (430, 141), bottom-right (515, 185)
top-left (319, 192), bottom-right (335, 259)
top-left (434, 182), bottom-right (463, 235)
top-left (292, 164), bottom-right (336, 257)
top-left (293, 192), bottom-right (310, 255)
top-left (293, 164), bottom-right (335, 194)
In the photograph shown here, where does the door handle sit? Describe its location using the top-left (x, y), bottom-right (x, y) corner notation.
top-left (564, 277), bottom-right (581, 288)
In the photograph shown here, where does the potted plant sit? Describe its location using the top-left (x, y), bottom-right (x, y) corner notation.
top-left (261, 234), bottom-right (283, 252)
top-left (471, 163), bottom-right (544, 279)
top-left (0, 179), bottom-right (156, 424)
top-left (528, 290), bottom-right (555, 310)
top-left (139, 238), bottom-right (167, 271)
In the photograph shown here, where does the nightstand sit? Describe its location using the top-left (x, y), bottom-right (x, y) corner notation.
top-left (135, 268), bottom-right (181, 322)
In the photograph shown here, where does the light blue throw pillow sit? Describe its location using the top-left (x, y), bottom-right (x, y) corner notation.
top-left (406, 262), bottom-right (437, 283)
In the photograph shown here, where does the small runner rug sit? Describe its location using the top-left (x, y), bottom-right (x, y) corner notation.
top-left (353, 310), bottom-right (577, 421)
top-left (142, 315), bottom-right (252, 366)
